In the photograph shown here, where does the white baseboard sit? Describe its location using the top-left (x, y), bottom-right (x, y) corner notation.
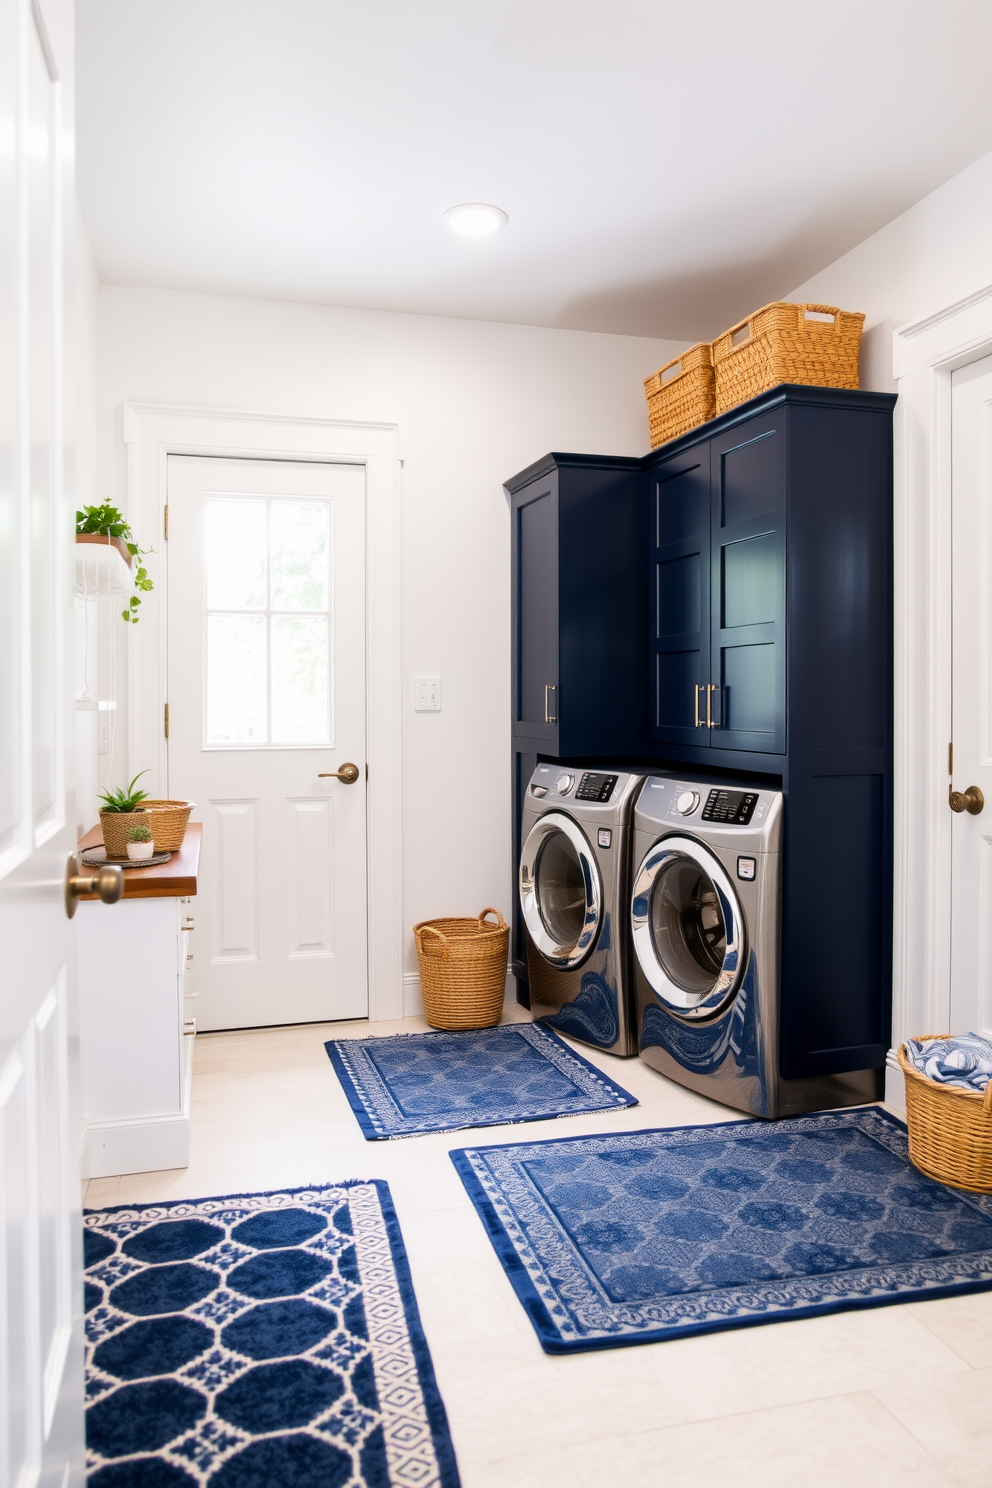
top-left (401, 973), bottom-right (516, 1020)
top-left (82, 1034), bottom-right (195, 1179)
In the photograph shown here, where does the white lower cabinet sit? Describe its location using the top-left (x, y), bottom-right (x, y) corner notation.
top-left (78, 894), bottom-right (196, 1178)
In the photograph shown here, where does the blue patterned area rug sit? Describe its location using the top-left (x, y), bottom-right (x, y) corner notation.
top-left (325, 1022), bottom-right (637, 1140)
top-left (84, 1181), bottom-right (460, 1487)
top-left (451, 1107), bottom-right (992, 1354)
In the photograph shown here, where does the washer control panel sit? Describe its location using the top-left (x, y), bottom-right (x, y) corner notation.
top-left (702, 788), bottom-right (759, 825)
top-left (576, 772), bottom-right (618, 803)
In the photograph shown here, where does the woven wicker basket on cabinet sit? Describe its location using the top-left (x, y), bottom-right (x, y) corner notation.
top-left (897, 1036), bottom-right (992, 1193)
top-left (711, 301), bottom-right (864, 416)
top-left (413, 908), bottom-right (509, 1030)
top-left (643, 343), bottom-right (715, 448)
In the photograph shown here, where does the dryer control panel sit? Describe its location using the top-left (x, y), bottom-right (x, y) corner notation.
top-left (702, 789), bottom-right (759, 825)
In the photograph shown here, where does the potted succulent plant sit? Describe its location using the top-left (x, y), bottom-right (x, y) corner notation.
top-left (126, 822), bottom-right (155, 861)
top-left (98, 771), bottom-right (151, 858)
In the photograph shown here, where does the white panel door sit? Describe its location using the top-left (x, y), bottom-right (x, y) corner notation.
top-left (166, 456), bottom-right (369, 1030)
top-left (950, 353), bottom-right (992, 1036)
top-left (0, 0), bottom-right (86, 1482)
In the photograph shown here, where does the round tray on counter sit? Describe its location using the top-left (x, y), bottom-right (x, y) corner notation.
top-left (81, 850), bottom-right (173, 870)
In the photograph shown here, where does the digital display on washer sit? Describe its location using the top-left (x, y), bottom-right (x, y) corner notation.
top-left (576, 772), bottom-right (617, 802)
top-left (701, 789), bottom-right (759, 825)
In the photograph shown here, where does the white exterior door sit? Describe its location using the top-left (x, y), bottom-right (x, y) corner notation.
top-left (1, 0), bottom-right (86, 1481)
top-left (950, 353), bottom-right (992, 1036)
top-left (166, 456), bottom-right (369, 1031)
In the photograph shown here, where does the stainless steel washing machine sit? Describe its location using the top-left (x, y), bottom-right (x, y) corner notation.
top-left (631, 776), bottom-right (879, 1118)
top-left (519, 763), bottom-right (643, 1056)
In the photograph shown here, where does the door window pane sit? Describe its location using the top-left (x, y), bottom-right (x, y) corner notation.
top-left (206, 614), bottom-right (267, 743)
top-left (271, 615), bottom-right (328, 743)
top-left (204, 495), bottom-right (332, 747)
top-left (270, 501), bottom-right (328, 611)
top-left (206, 499), bottom-right (267, 610)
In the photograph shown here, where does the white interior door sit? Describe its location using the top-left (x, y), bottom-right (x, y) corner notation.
top-left (166, 456), bottom-right (369, 1031)
top-left (950, 353), bottom-right (992, 1037)
top-left (1, 0), bottom-right (85, 1480)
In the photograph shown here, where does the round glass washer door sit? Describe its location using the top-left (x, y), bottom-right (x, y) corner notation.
top-left (630, 834), bottom-right (745, 1019)
top-left (519, 811), bottom-right (602, 970)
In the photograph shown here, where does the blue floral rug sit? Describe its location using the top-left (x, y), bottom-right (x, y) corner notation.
top-left (325, 1023), bottom-right (637, 1140)
top-left (84, 1181), bottom-right (460, 1487)
top-left (451, 1107), bottom-right (992, 1353)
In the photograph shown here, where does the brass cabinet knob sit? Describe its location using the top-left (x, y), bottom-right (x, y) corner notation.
top-left (318, 763), bottom-right (361, 785)
top-left (64, 853), bottom-right (125, 919)
top-left (949, 785), bottom-right (984, 816)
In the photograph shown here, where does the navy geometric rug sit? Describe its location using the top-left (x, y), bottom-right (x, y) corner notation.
top-left (451, 1106), bottom-right (992, 1353)
top-left (324, 1023), bottom-right (637, 1140)
top-left (84, 1181), bottom-right (461, 1487)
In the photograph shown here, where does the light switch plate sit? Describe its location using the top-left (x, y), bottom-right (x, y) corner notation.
top-left (415, 676), bottom-right (442, 712)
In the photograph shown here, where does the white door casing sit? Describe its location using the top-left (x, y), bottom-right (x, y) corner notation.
top-left (949, 355), bottom-right (992, 1036)
top-left (122, 404), bottom-right (403, 1023)
top-left (891, 283), bottom-right (992, 1107)
top-left (1, 0), bottom-right (86, 1481)
top-left (167, 455), bottom-right (369, 1030)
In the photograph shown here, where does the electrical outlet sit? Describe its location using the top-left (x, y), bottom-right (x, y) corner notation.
top-left (98, 719), bottom-right (110, 754)
top-left (415, 676), bottom-right (441, 712)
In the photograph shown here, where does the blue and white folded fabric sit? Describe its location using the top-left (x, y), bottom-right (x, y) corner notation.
top-left (905, 1032), bottom-right (992, 1092)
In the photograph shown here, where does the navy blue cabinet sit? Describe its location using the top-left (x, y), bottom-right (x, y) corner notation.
top-left (508, 385), bottom-right (896, 1079)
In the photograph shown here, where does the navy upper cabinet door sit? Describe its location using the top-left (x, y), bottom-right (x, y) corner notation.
top-left (649, 447), bottom-right (712, 747)
top-left (512, 476), bottom-right (559, 746)
top-left (709, 412), bottom-right (786, 754)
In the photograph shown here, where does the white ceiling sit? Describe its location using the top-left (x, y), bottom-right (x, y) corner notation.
top-left (77, 0), bottom-right (992, 341)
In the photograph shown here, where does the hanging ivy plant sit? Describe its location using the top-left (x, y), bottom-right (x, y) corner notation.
top-left (75, 503), bottom-right (154, 623)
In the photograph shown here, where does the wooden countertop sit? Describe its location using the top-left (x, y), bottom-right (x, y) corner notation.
top-left (77, 822), bottom-right (200, 899)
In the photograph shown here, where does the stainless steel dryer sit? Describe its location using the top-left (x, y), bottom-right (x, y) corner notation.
top-left (631, 777), bottom-right (878, 1118)
top-left (519, 763), bottom-right (643, 1056)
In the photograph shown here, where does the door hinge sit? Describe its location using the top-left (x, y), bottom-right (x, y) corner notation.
top-left (949, 741), bottom-right (953, 776)
top-left (164, 703), bottom-right (170, 738)
top-left (163, 503), bottom-right (169, 540)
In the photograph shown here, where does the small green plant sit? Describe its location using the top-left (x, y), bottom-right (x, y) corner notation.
top-left (76, 503), bottom-right (154, 623)
top-left (127, 822), bottom-right (153, 843)
top-left (98, 772), bottom-right (150, 814)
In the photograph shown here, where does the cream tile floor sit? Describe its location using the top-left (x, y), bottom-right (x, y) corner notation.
top-left (85, 1008), bottom-right (992, 1488)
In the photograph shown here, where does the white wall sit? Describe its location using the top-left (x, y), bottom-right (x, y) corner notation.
top-left (98, 286), bottom-right (683, 980)
top-left (786, 147), bottom-right (992, 391)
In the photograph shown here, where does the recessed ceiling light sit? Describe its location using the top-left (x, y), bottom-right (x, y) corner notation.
top-left (443, 203), bottom-right (508, 238)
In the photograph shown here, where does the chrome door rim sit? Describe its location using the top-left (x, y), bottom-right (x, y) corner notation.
top-left (519, 811), bottom-right (602, 970)
top-left (630, 834), bottom-right (745, 1018)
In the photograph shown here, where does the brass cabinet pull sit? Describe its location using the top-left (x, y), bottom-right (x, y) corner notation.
top-left (694, 684), bottom-right (702, 728)
top-left (949, 784), bottom-right (984, 815)
top-left (706, 683), bottom-right (720, 728)
top-left (545, 684), bottom-right (557, 724)
top-left (64, 853), bottom-right (124, 920)
top-left (318, 762), bottom-right (361, 784)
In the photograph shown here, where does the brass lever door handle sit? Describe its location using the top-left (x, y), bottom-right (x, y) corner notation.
top-left (64, 853), bottom-right (124, 920)
top-left (318, 763), bottom-right (361, 784)
top-left (949, 784), bottom-right (984, 815)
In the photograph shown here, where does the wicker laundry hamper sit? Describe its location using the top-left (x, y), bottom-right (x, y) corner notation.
top-left (413, 908), bottom-right (510, 1030)
top-left (643, 343), bottom-right (715, 448)
top-left (897, 1035), bottom-right (992, 1193)
top-left (711, 301), bottom-right (865, 416)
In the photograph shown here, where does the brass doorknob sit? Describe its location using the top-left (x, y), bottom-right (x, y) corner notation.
top-left (318, 762), bottom-right (360, 785)
top-left (64, 853), bottom-right (125, 919)
top-left (949, 785), bottom-right (984, 816)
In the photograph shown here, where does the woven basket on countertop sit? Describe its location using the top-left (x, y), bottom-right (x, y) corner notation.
top-left (897, 1035), bottom-right (992, 1193)
top-left (711, 301), bottom-right (864, 416)
top-left (644, 342), bottom-right (715, 448)
top-left (413, 908), bottom-right (510, 1030)
top-left (100, 799), bottom-right (194, 857)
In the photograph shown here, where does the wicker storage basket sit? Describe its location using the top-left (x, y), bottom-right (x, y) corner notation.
top-left (413, 908), bottom-right (509, 1030)
top-left (712, 301), bottom-right (865, 416)
top-left (644, 343), bottom-right (715, 448)
top-left (140, 800), bottom-right (195, 850)
top-left (99, 810), bottom-right (150, 859)
top-left (897, 1035), bottom-right (992, 1193)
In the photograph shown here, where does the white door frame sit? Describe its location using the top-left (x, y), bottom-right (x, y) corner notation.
top-left (889, 282), bottom-right (992, 1102)
top-left (122, 403), bottom-right (403, 1022)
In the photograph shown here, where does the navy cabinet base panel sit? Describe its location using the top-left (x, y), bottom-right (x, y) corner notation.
top-left (506, 385), bottom-right (896, 1097)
